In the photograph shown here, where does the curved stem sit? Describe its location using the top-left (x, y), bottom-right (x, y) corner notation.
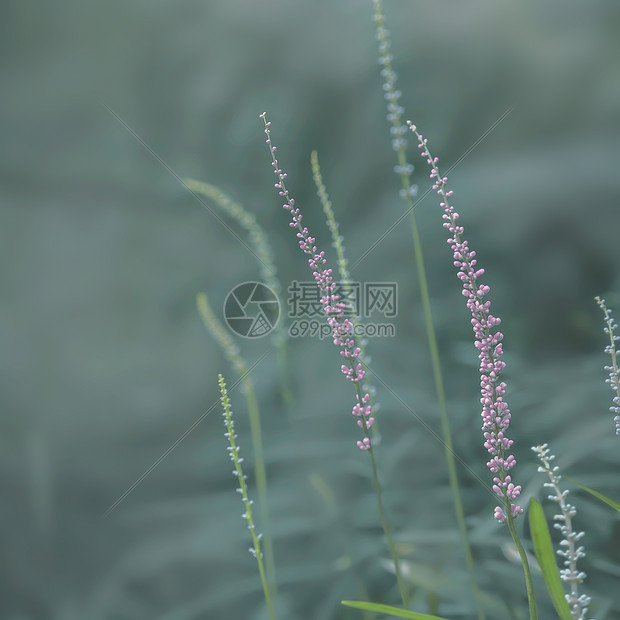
top-left (243, 379), bottom-right (277, 598)
top-left (506, 501), bottom-right (537, 620)
top-left (219, 374), bottom-right (277, 620)
top-left (368, 445), bottom-right (410, 608)
top-left (352, 374), bottom-right (409, 608)
top-left (197, 294), bottom-right (277, 596)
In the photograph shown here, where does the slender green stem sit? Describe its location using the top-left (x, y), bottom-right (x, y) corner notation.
top-left (367, 445), bottom-right (410, 608)
top-left (372, 2), bottom-right (485, 615)
top-left (505, 501), bottom-right (537, 620)
top-left (253, 533), bottom-right (277, 620)
top-left (197, 294), bottom-right (277, 596)
top-left (352, 372), bottom-right (409, 608)
top-left (219, 375), bottom-right (277, 620)
top-left (241, 378), bottom-right (277, 598)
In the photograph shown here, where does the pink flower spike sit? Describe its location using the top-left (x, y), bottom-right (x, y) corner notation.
top-left (409, 121), bottom-right (522, 522)
top-left (261, 113), bottom-right (375, 451)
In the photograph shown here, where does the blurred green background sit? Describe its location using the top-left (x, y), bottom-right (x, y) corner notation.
top-left (2, 0), bottom-right (620, 618)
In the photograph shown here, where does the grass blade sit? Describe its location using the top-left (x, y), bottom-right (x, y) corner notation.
top-left (527, 498), bottom-right (573, 620)
top-left (341, 601), bottom-right (449, 619)
top-left (563, 475), bottom-right (620, 512)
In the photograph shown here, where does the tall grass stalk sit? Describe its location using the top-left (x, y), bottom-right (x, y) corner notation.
top-left (218, 374), bottom-right (277, 620)
top-left (261, 113), bottom-right (410, 608)
top-left (371, 2), bottom-right (484, 617)
top-left (187, 178), bottom-right (293, 412)
top-left (197, 293), bottom-right (277, 595)
top-left (410, 121), bottom-right (536, 619)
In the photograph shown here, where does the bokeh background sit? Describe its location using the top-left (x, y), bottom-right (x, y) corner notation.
top-left (2, 0), bottom-right (620, 618)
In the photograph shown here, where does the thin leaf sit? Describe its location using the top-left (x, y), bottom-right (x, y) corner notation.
top-left (528, 498), bottom-right (573, 620)
top-left (341, 600), bottom-right (450, 619)
top-left (564, 475), bottom-right (620, 512)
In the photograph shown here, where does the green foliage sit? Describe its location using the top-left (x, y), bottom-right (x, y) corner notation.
top-left (3, 0), bottom-right (620, 618)
top-left (563, 476), bottom-right (620, 513)
top-left (528, 499), bottom-right (573, 620)
top-left (341, 600), bottom-right (450, 619)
